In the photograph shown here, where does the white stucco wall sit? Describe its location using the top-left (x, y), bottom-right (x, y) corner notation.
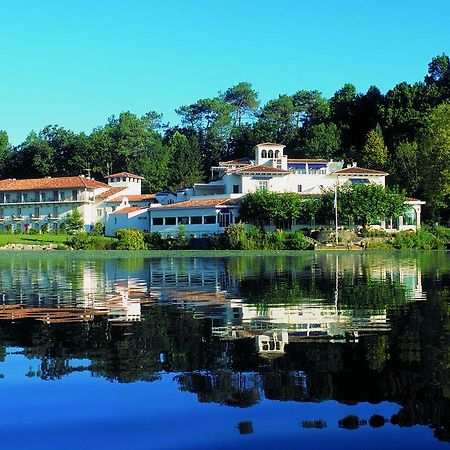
top-left (105, 209), bottom-right (149, 236)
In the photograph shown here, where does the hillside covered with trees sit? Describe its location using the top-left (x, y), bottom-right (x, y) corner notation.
top-left (0, 54), bottom-right (449, 221)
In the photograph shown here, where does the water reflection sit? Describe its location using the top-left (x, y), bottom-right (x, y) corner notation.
top-left (0, 252), bottom-right (449, 446)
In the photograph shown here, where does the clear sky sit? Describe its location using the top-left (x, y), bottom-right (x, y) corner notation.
top-left (1, 0), bottom-right (449, 145)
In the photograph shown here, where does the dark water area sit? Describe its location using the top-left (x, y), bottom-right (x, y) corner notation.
top-left (0, 252), bottom-right (449, 449)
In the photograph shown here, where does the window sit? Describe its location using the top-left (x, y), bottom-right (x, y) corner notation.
top-left (191, 216), bottom-right (202, 224)
top-left (53, 190), bottom-right (58, 201)
top-left (40, 192), bottom-right (46, 202)
top-left (297, 185), bottom-right (302, 193)
top-left (35, 207), bottom-right (40, 217)
top-left (350, 178), bottom-right (370, 184)
top-left (178, 217), bottom-right (189, 225)
top-left (5, 194), bottom-right (10, 203)
top-left (165, 217), bottom-right (176, 225)
top-left (0, 208), bottom-right (3, 218)
top-left (258, 180), bottom-right (268, 191)
top-left (204, 215), bottom-right (216, 224)
top-left (268, 150), bottom-right (274, 158)
top-left (233, 184), bottom-right (240, 194)
top-left (114, 217), bottom-right (117, 224)
top-left (53, 206), bottom-right (58, 217)
top-left (261, 149), bottom-right (267, 158)
top-left (404, 207), bottom-right (417, 226)
top-left (152, 217), bottom-right (163, 225)
top-left (23, 193), bottom-right (28, 202)
top-left (60, 191), bottom-right (65, 201)
top-left (72, 190), bottom-right (77, 201)
top-left (275, 150), bottom-right (280, 158)
top-left (97, 208), bottom-right (103, 218)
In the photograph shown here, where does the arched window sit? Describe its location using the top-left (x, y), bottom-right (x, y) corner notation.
top-left (275, 150), bottom-right (280, 158)
top-left (268, 150), bottom-right (274, 158)
top-left (261, 149), bottom-right (267, 158)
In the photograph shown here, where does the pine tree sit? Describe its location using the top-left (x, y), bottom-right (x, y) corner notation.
top-left (361, 129), bottom-right (388, 170)
top-left (168, 131), bottom-right (203, 190)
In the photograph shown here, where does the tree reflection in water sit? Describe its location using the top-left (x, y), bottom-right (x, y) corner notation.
top-left (0, 252), bottom-right (449, 443)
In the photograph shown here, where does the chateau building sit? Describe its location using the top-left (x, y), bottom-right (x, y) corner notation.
top-left (0, 143), bottom-right (424, 236)
top-left (0, 172), bottom-right (154, 232)
top-left (106, 142), bottom-right (423, 237)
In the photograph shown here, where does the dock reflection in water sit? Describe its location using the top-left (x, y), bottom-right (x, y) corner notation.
top-left (0, 252), bottom-right (448, 450)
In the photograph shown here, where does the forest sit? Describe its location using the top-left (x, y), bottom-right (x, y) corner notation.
top-left (0, 54), bottom-right (449, 221)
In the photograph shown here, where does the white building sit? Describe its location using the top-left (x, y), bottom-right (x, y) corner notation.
top-left (123, 142), bottom-right (423, 237)
top-left (0, 143), bottom-right (424, 236)
top-left (0, 171), bottom-right (155, 233)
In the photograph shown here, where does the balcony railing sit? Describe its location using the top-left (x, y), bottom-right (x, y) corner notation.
top-left (0, 195), bottom-right (91, 205)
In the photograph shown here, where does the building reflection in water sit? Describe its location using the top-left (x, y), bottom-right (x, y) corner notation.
top-left (0, 254), bottom-right (425, 337)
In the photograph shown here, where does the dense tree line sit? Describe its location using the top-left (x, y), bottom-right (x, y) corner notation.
top-left (0, 55), bottom-right (449, 220)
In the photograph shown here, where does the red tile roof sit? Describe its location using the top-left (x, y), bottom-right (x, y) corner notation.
top-left (288, 159), bottom-right (328, 163)
top-left (0, 176), bottom-right (108, 191)
top-left (160, 198), bottom-right (240, 209)
top-left (233, 165), bottom-right (289, 174)
top-left (107, 172), bottom-right (143, 179)
top-left (96, 187), bottom-right (127, 198)
top-left (106, 194), bottom-right (157, 203)
top-left (111, 206), bottom-right (148, 215)
top-left (256, 142), bottom-right (284, 147)
top-left (220, 158), bottom-right (252, 166)
top-left (333, 167), bottom-right (388, 175)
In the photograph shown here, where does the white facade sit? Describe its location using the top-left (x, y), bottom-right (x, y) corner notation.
top-left (0, 172), bottom-right (153, 233)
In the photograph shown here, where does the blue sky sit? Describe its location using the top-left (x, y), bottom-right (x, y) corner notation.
top-left (1, 0), bottom-right (449, 145)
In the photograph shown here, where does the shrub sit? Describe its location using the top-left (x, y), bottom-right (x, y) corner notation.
top-left (393, 229), bottom-right (444, 250)
top-left (28, 228), bottom-right (39, 235)
top-left (65, 209), bottom-right (84, 234)
top-left (174, 224), bottom-right (189, 249)
top-left (69, 233), bottom-right (116, 250)
top-left (145, 231), bottom-right (165, 250)
top-left (90, 222), bottom-right (105, 236)
top-left (289, 231), bottom-right (314, 250)
top-left (262, 230), bottom-right (286, 250)
top-left (115, 229), bottom-right (147, 250)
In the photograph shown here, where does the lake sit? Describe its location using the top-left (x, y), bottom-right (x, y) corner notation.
top-left (0, 251), bottom-right (449, 449)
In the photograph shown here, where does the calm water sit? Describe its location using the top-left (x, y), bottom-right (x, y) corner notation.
top-left (0, 251), bottom-right (449, 449)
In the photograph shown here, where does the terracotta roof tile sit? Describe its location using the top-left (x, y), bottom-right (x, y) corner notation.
top-left (0, 176), bottom-right (108, 191)
top-left (333, 167), bottom-right (388, 175)
top-left (287, 159), bottom-right (328, 163)
top-left (233, 165), bottom-right (289, 174)
top-left (161, 198), bottom-right (239, 209)
top-left (107, 172), bottom-right (143, 179)
top-left (220, 158), bottom-right (252, 166)
top-left (111, 206), bottom-right (148, 215)
top-left (96, 187), bottom-right (127, 198)
top-left (256, 142), bottom-right (284, 147)
top-left (107, 194), bottom-right (157, 203)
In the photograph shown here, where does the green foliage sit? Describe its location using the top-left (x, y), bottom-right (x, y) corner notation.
top-left (174, 224), bottom-right (189, 249)
top-left (145, 232), bottom-right (165, 250)
top-left (115, 229), bottom-right (147, 250)
top-left (91, 222), bottom-right (105, 236)
top-left (167, 131), bottom-right (203, 190)
top-left (290, 231), bottom-right (314, 250)
top-left (393, 229), bottom-right (445, 250)
top-left (65, 209), bottom-right (84, 234)
top-left (362, 129), bottom-right (388, 170)
top-left (68, 233), bottom-right (116, 250)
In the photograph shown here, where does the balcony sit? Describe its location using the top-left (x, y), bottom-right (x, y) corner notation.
top-left (12, 215), bottom-right (24, 221)
top-left (0, 194), bottom-right (92, 205)
top-left (48, 214), bottom-right (60, 220)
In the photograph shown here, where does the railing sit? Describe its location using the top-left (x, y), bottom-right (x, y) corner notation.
top-left (0, 196), bottom-right (89, 204)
